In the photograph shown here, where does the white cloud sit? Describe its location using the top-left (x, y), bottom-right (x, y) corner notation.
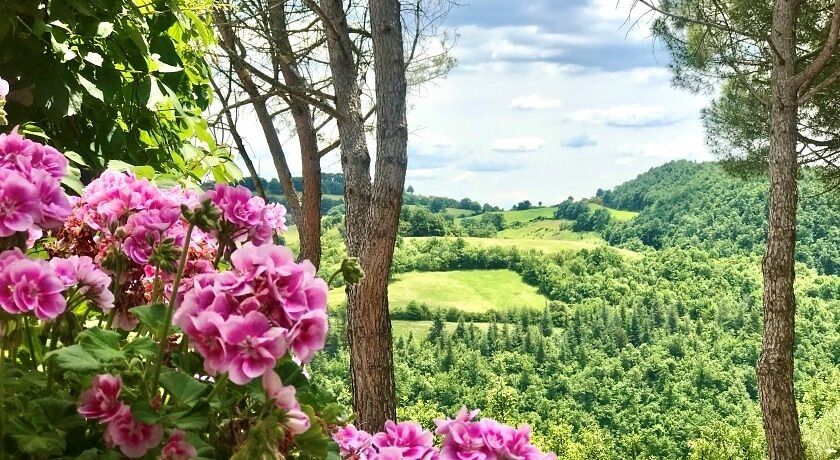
top-left (453, 171), bottom-right (476, 182)
top-left (566, 104), bottom-right (685, 127)
top-left (491, 136), bottom-right (546, 152)
top-left (509, 93), bottom-right (562, 110)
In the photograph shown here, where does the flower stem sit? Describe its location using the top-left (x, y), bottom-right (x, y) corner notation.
top-left (0, 347), bottom-right (6, 458)
top-left (150, 223), bottom-right (195, 395)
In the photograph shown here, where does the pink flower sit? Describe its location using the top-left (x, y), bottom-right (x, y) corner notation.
top-left (106, 407), bottom-right (164, 459)
top-left (78, 374), bottom-right (125, 422)
top-left (435, 407), bottom-right (480, 436)
top-left (207, 184), bottom-right (264, 228)
top-left (288, 310), bottom-right (328, 363)
top-left (160, 429), bottom-right (198, 460)
top-left (50, 255), bottom-right (114, 310)
top-left (31, 170), bottom-right (71, 229)
top-left (0, 169), bottom-right (41, 237)
top-left (372, 421), bottom-right (438, 460)
top-left (0, 256), bottom-right (66, 319)
top-left (189, 311), bottom-right (230, 375)
top-left (333, 425), bottom-right (373, 458)
top-left (262, 370), bottom-right (311, 435)
top-left (221, 311), bottom-right (287, 385)
top-left (0, 77), bottom-right (8, 98)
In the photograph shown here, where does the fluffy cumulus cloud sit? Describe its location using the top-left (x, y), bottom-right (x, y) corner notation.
top-left (566, 104), bottom-right (686, 127)
top-left (509, 93), bottom-right (562, 110)
top-left (491, 136), bottom-right (545, 152)
top-left (562, 134), bottom-right (598, 148)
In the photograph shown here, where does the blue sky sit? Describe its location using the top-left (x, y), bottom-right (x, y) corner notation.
top-left (240, 0), bottom-right (713, 207)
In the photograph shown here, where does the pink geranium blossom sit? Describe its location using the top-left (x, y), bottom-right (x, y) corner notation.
top-left (372, 421), bottom-right (438, 460)
top-left (77, 374), bottom-right (125, 422)
top-left (0, 169), bottom-right (41, 237)
top-left (161, 430), bottom-right (198, 460)
top-left (0, 256), bottom-right (66, 319)
top-left (262, 370), bottom-right (311, 435)
top-left (50, 255), bottom-right (114, 310)
top-left (106, 407), bottom-right (164, 459)
top-left (333, 424), bottom-right (374, 458)
top-left (221, 311), bottom-right (287, 385)
top-left (288, 310), bottom-right (328, 363)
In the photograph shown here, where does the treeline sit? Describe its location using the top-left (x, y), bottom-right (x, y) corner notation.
top-left (599, 161), bottom-right (840, 274)
top-left (398, 207), bottom-right (506, 238)
top-left (314, 241), bottom-right (840, 459)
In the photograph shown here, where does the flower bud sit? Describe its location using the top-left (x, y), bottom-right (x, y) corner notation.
top-left (340, 257), bottom-right (365, 285)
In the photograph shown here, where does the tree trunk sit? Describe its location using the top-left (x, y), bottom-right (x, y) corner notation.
top-left (269, 0), bottom-right (323, 268)
top-left (757, 1), bottom-right (805, 458)
top-left (215, 9), bottom-right (319, 265)
top-left (319, 0), bottom-right (403, 432)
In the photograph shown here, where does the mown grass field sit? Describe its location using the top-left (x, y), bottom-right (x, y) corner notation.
top-left (587, 202), bottom-right (638, 221)
top-left (461, 207), bottom-right (557, 224)
top-left (328, 269), bottom-right (548, 311)
top-left (404, 235), bottom-right (636, 258)
top-left (497, 219), bottom-right (595, 240)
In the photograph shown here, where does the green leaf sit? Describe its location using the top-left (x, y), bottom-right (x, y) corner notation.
top-left (64, 150), bottom-right (88, 167)
top-left (124, 336), bottom-right (157, 359)
top-left (78, 327), bottom-right (124, 362)
top-left (107, 159), bottom-right (135, 171)
top-left (96, 22), bottom-right (114, 38)
top-left (45, 345), bottom-right (102, 372)
top-left (167, 401), bottom-right (210, 431)
top-left (13, 433), bottom-right (66, 456)
top-left (78, 74), bottom-right (104, 101)
top-left (130, 303), bottom-right (167, 334)
top-left (83, 51), bottom-right (104, 67)
top-left (130, 401), bottom-right (163, 424)
top-left (159, 369), bottom-right (211, 406)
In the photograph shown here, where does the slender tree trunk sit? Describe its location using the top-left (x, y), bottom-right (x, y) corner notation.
top-left (757, 1), bottom-right (805, 458)
top-left (319, 0), bottom-right (403, 432)
top-left (214, 9), bottom-right (304, 230)
top-left (268, 0), bottom-right (323, 268)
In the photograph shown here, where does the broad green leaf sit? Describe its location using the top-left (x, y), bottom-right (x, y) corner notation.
top-left (45, 345), bottom-right (101, 372)
top-left (13, 433), bottom-right (66, 456)
top-left (166, 401), bottom-right (210, 431)
top-left (107, 159), bottom-right (134, 171)
top-left (130, 303), bottom-right (167, 334)
top-left (78, 74), bottom-right (103, 101)
top-left (96, 22), bottom-right (114, 38)
top-left (83, 52), bottom-right (104, 67)
top-left (77, 327), bottom-right (124, 362)
top-left (64, 150), bottom-right (88, 166)
top-left (159, 369), bottom-right (211, 406)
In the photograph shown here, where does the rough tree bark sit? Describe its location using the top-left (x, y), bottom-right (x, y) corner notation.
top-left (757, 0), bottom-right (805, 458)
top-left (318, 0), bottom-right (407, 431)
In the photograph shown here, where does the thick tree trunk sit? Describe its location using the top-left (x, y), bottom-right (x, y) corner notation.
top-left (319, 0), bottom-right (401, 432)
top-left (269, 0), bottom-right (323, 268)
top-left (757, 1), bottom-right (805, 458)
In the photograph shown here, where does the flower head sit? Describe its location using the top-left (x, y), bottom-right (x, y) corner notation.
top-left (0, 169), bottom-right (41, 237)
top-left (372, 421), bottom-right (438, 460)
top-left (78, 374), bottom-right (125, 422)
top-left (106, 407), bottom-right (164, 459)
top-left (161, 430), bottom-right (198, 460)
top-left (221, 311), bottom-right (287, 385)
top-left (0, 256), bottom-right (66, 319)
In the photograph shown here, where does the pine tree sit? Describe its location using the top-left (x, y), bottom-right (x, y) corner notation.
top-left (428, 313), bottom-right (445, 344)
top-left (540, 306), bottom-right (553, 337)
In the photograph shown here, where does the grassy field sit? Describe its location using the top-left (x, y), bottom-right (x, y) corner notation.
top-left (405, 235), bottom-right (636, 257)
top-left (460, 207), bottom-right (556, 224)
top-left (587, 203), bottom-right (638, 221)
top-left (444, 208), bottom-right (475, 217)
top-left (496, 219), bottom-right (597, 240)
top-left (328, 269), bottom-right (548, 311)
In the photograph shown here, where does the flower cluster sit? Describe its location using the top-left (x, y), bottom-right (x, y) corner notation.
top-left (50, 255), bottom-right (115, 311)
top-left (77, 374), bottom-right (190, 458)
top-left (173, 243), bottom-right (329, 385)
top-left (0, 129), bottom-right (71, 240)
top-left (334, 408), bottom-right (556, 460)
top-left (206, 183), bottom-right (287, 245)
top-left (0, 248), bottom-right (66, 319)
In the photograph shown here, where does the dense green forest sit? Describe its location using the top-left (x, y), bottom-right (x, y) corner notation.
top-left (301, 161), bottom-right (840, 459)
top-left (600, 161), bottom-right (840, 274)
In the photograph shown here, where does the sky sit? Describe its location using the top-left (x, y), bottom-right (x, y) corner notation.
top-left (239, 0), bottom-right (715, 208)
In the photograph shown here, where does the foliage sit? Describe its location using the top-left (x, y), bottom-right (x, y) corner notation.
top-left (602, 161), bottom-right (840, 274)
top-left (0, 0), bottom-right (241, 184)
